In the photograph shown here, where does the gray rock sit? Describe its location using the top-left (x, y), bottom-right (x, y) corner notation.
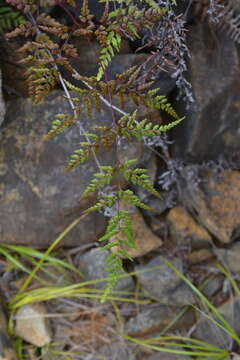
top-left (125, 304), bottom-right (195, 336)
top-left (135, 255), bottom-right (194, 305)
top-left (0, 90), bottom-right (152, 247)
top-left (202, 276), bottom-right (223, 298)
top-left (0, 69), bottom-right (6, 127)
top-left (192, 297), bottom-right (240, 350)
top-left (15, 303), bottom-right (52, 347)
top-left (216, 242), bottom-right (240, 273)
top-left (78, 248), bottom-right (134, 292)
top-left (173, 22), bottom-right (240, 162)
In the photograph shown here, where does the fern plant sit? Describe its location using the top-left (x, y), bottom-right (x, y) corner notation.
top-left (4, 0), bottom-right (184, 301)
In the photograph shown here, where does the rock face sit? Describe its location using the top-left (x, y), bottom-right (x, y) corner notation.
top-left (173, 23), bottom-right (240, 161)
top-left (135, 255), bottom-right (194, 306)
top-left (15, 303), bottom-right (52, 347)
top-left (182, 169), bottom-right (240, 244)
top-left (0, 91), bottom-right (154, 247)
top-left (0, 69), bottom-right (6, 127)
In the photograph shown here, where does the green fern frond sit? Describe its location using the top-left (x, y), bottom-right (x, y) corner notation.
top-left (80, 166), bottom-right (116, 199)
top-left (44, 113), bottom-right (76, 140)
top-left (118, 110), bottom-right (183, 140)
top-left (84, 193), bottom-right (118, 214)
top-left (118, 189), bottom-right (152, 210)
top-left (96, 30), bottom-right (122, 81)
top-left (0, 1), bottom-right (25, 34)
top-left (147, 89), bottom-right (179, 119)
top-left (65, 141), bottom-right (100, 171)
top-left (99, 210), bottom-right (135, 251)
top-left (99, 251), bottom-right (123, 303)
top-left (122, 162), bottom-right (161, 199)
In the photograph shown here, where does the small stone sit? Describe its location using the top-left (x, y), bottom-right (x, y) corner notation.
top-left (110, 202), bottom-right (163, 258)
top-left (182, 170), bottom-right (240, 244)
top-left (192, 297), bottom-right (240, 350)
top-left (187, 249), bottom-right (214, 265)
top-left (15, 303), bottom-right (52, 347)
top-left (216, 242), bottom-right (240, 273)
top-left (202, 276), bottom-right (223, 298)
top-left (167, 206), bottom-right (211, 249)
top-left (135, 255), bottom-right (195, 306)
top-left (125, 304), bottom-right (194, 336)
top-left (78, 248), bottom-right (134, 292)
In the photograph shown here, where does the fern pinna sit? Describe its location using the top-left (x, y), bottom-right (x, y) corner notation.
top-left (5, 0), bottom-right (183, 301)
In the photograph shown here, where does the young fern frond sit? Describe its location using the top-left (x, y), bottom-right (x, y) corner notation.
top-left (80, 166), bottom-right (116, 200)
top-left (118, 110), bottom-right (184, 140)
top-left (65, 140), bottom-right (100, 171)
top-left (99, 209), bottom-right (136, 302)
top-left (121, 161), bottom-right (161, 199)
top-left (0, 0), bottom-right (25, 34)
top-left (97, 30), bottom-right (122, 81)
top-left (147, 89), bottom-right (179, 119)
top-left (44, 114), bottom-right (76, 140)
top-left (118, 189), bottom-right (153, 210)
top-left (84, 193), bottom-right (118, 214)
top-left (99, 252), bottom-right (123, 303)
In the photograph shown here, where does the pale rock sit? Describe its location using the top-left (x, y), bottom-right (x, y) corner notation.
top-left (15, 303), bottom-right (52, 347)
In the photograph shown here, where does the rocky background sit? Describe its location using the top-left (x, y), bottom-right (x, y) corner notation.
top-left (0, 1), bottom-right (240, 359)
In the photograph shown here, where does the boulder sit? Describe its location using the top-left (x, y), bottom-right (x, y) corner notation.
top-left (0, 90), bottom-right (153, 247)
